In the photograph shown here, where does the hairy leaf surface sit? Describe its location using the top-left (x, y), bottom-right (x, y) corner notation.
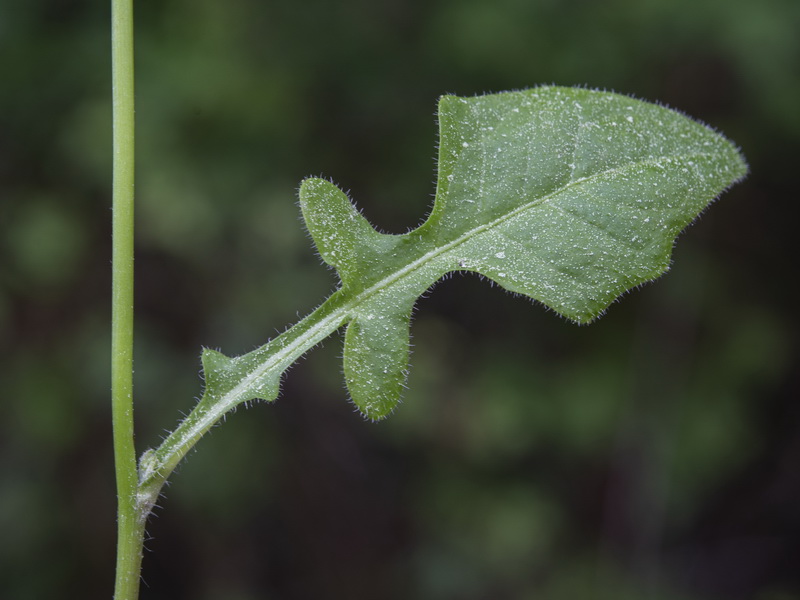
top-left (297, 87), bottom-right (746, 417)
top-left (145, 86), bottom-right (746, 478)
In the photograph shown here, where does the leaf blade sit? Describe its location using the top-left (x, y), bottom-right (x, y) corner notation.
top-left (209, 87), bottom-right (747, 420)
top-left (418, 87), bottom-right (747, 322)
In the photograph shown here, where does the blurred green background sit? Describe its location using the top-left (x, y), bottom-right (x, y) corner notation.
top-left (1, 0), bottom-right (798, 598)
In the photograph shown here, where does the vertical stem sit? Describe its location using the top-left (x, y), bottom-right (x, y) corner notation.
top-left (111, 0), bottom-right (143, 599)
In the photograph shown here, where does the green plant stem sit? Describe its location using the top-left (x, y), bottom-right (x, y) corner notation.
top-left (111, 0), bottom-right (143, 599)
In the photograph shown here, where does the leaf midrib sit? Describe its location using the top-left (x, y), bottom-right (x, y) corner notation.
top-left (186, 149), bottom-right (720, 453)
top-left (362, 150), bottom-right (719, 301)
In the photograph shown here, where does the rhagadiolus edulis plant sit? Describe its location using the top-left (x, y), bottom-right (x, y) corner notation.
top-left (109, 8), bottom-right (746, 600)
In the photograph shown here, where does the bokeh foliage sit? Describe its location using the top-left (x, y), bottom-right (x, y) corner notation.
top-left (0, 0), bottom-right (797, 598)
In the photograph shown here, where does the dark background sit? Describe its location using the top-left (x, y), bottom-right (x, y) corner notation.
top-left (1, 0), bottom-right (798, 598)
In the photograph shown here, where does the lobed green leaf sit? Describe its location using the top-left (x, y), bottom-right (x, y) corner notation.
top-left (146, 85), bottom-right (747, 478)
top-left (296, 87), bottom-right (746, 418)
